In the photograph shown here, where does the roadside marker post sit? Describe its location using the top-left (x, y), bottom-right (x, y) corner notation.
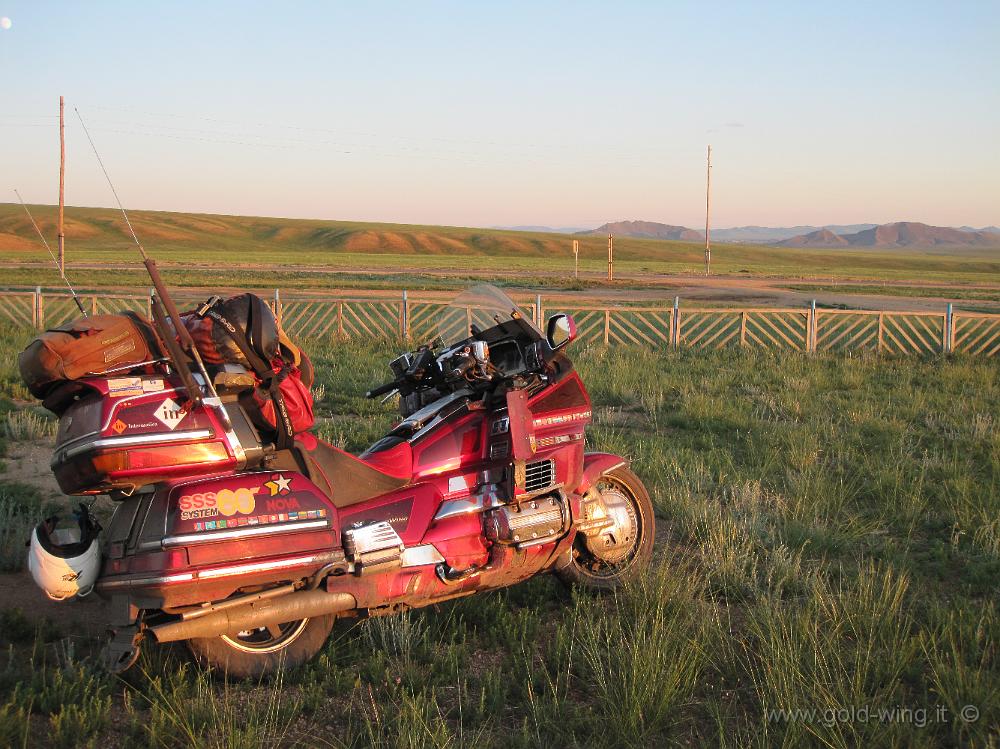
top-left (705, 145), bottom-right (712, 276)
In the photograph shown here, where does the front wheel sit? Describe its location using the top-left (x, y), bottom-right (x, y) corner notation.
top-left (187, 614), bottom-right (334, 679)
top-left (556, 466), bottom-right (655, 592)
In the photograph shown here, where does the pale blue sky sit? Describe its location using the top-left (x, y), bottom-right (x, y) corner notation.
top-left (1, 1), bottom-right (997, 229)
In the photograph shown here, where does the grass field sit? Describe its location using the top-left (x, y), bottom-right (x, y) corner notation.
top-left (789, 284), bottom-right (1000, 303)
top-left (3, 204), bottom-right (1000, 290)
top-left (0, 328), bottom-right (997, 747)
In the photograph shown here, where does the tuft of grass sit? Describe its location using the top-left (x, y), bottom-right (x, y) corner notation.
top-left (130, 660), bottom-right (301, 748)
top-left (3, 410), bottom-right (58, 442)
top-left (0, 698), bottom-right (32, 749)
top-left (576, 563), bottom-right (710, 745)
top-left (0, 482), bottom-right (46, 572)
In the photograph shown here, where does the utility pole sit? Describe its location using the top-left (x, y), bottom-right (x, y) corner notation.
top-left (58, 95), bottom-right (66, 277)
top-left (572, 239), bottom-right (579, 279)
top-left (607, 234), bottom-right (614, 281)
top-left (704, 144), bottom-right (712, 276)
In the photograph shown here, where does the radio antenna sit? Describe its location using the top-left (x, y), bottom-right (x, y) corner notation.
top-left (73, 107), bottom-right (149, 261)
top-left (13, 189), bottom-right (87, 316)
top-left (73, 107), bottom-right (231, 426)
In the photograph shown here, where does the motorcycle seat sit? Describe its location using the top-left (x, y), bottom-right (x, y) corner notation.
top-left (294, 432), bottom-right (411, 509)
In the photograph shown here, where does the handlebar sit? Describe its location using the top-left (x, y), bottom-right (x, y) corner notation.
top-left (365, 380), bottom-right (401, 399)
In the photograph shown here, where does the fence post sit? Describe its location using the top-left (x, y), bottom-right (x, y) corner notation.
top-left (877, 312), bottom-right (885, 352)
top-left (944, 303), bottom-right (952, 354)
top-left (740, 311), bottom-right (747, 347)
top-left (35, 286), bottom-right (44, 330)
top-left (401, 290), bottom-right (409, 340)
top-left (337, 301), bottom-right (344, 338)
top-left (672, 296), bottom-right (680, 349)
top-left (536, 294), bottom-right (543, 327)
top-left (273, 288), bottom-right (282, 326)
top-left (603, 310), bottom-right (610, 345)
top-left (91, 295), bottom-right (98, 316)
top-left (808, 300), bottom-right (817, 353)
top-left (148, 288), bottom-right (154, 319)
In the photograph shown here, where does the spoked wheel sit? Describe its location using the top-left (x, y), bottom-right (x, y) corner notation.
top-left (556, 466), bottom-right (655, 591)
top-left (187, 614), bottom-right (334, 679)
top-left (223, 619), bottom-right (310, 653)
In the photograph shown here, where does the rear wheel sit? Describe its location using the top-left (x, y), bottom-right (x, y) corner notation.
top-left (556, 466), bottom-right (654, 591)
top-left (186, 614), bottom-right (334, 679)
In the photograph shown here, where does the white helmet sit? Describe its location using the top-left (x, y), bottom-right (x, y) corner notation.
top-left (27, 505), bottom-right (102, 601)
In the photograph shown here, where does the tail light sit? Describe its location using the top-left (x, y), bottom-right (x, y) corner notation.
top-left (99, 442), bottom-right (231, 471)
top-left (59, 442), bottom-right (233, 494)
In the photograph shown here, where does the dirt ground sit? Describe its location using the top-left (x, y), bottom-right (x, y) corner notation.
top-left (1, 439), bottom-right (112, 637)
top-left (4, 440), bottom-right (63, 497)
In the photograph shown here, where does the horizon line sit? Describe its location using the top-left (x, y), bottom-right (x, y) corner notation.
top-left (1, 201), bottom-right (996, 234)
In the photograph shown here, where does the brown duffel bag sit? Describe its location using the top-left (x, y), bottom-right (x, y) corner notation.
top-left (19, 312), bottom-right (163, 398)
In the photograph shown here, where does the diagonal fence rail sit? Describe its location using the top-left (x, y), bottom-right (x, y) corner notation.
top-left (2, 288), bottom-right (998, 358)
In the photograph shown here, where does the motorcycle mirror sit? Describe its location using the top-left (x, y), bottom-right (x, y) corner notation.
top-left (546, 314), bottom-right (576, 349)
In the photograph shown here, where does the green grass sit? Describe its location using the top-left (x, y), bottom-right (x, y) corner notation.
top-left (0, 330), bottom-right (997, 746)
top-left (3, 203), bottom-right (1000, 288)
top-left (788, 283), bottom-right (1000, 303)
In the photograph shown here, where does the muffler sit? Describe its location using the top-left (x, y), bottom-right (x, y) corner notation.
top-left (150, 589), bottom-right (357, 643)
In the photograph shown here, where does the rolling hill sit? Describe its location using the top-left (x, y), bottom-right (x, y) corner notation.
top-left (776, 228), bottom-right (849, 248)
top-left (0, 203), bottom-right (604, 258)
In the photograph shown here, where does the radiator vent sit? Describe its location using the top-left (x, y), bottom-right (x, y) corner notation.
top-left (524, 459), bottom-right (556, 494)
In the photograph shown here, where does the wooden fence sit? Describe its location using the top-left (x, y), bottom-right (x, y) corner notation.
top-left (2, 288), bottom-right (998, 357)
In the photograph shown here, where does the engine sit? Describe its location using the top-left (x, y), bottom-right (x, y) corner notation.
top-left (484, 492), bottom-right (568, 548)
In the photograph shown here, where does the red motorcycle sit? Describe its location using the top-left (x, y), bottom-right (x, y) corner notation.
top-left (35, 285), bottom-right (654, 677)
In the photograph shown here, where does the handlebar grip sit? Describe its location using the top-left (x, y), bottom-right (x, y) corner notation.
top-left (365, 381), bottom-right (399, 399)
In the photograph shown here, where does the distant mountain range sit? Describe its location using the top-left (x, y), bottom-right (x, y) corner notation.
top-left (562, 220), bottom-right (999, 248)
top-left (493, 225), bottom-right (589, 234)
top-left (959, 225), bottom-right (1000, 234)
top-left (776, 222), bottom-right (999, 248)
top-left (576, 221), bottom-right (704, 241)
top-left (712, 224), bottom-right (879, 242)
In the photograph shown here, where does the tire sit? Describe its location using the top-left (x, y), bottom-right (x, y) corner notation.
top-left (186, 614), bottom-right (334, 679)
top-left (556, 466), bottom-right (655, 592)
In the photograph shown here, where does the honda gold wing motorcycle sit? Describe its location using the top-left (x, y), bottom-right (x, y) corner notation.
top-left (26, 284), bottom-right (654, 677)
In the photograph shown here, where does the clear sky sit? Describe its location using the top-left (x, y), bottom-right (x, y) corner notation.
top-left (1, 1), bottom-right (997, 229)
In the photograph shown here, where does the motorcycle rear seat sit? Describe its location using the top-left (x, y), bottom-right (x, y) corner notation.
top-left (293, 432), bottom-right (411, 509)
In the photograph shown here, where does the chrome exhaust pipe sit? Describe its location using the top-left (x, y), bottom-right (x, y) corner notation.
top-left (150, 589), bottom-right (357, 643)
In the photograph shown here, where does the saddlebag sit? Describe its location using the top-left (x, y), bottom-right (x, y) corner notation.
top-left (19, 313), bottom-right (163, 399)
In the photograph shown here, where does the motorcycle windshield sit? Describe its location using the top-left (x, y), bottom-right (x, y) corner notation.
top-left (437, 285), bottom-right (540, 346)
